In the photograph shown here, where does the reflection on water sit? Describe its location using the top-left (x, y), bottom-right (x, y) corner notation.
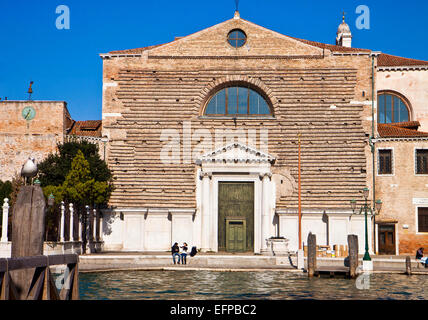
top-left (79, 270), bottom-right (427, 300)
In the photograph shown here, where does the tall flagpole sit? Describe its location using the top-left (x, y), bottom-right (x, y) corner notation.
top-left (297, 132), bottom-right (304, 269)
top-left (298, 133), bottom-right (302, 250)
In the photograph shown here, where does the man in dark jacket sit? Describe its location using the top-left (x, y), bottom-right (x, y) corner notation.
top-left (172, 242), bottom-right (180, 264)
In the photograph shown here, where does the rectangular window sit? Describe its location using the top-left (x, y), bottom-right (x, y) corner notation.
top-left (416, 149), bottom-right (428, 174)
top-left (418, 208), bottom-right (428, 232)
top-left (378, 149), bottom-right (392, 175)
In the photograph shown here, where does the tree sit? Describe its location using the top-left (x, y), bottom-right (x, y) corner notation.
top-left (0, 180), bottom-right (12, 203)
top-left (39, 142), bottom-right (113, 241)
top-left (38, 140), bottom-right (112, 188)
top-left (41, 149), bottom-right (112, 206)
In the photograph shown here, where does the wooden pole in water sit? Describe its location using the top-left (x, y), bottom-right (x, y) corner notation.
top-left (307, 232), bottom-right (316, 277)
top-left (348, 234), bottom-right (359, 279)
top-left (405, 256), bottom-right (412, 275)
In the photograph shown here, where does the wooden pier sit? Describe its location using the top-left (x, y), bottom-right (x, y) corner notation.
top-left (314, 266), bottom-right (351, 278)
top-left (0, 254), bottom-right (79, 300)
top-left (307, 233), bottom-right (359, 279)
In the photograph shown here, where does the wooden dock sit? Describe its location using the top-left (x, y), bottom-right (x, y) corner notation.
top-left (314, 266), bottom-right (350, 278)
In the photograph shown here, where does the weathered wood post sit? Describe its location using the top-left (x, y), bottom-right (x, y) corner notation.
top-left (1, 198), bottom-right (9, 242)
top-left (348, 234), bottom-right (359, 279)
top-left (11, 185), bottom-right (46, 299)
top-left (307, 232), bottom-right (316, 277)
top-left (405, 256), bottom-right (412, 275)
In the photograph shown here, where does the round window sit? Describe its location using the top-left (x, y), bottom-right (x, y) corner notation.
top-left (227, 29), bottom-right (247, 48)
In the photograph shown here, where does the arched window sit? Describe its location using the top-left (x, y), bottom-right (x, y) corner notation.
top-left (377, 92), bottom-right (410, 123)
top-left (204, 86), bottom-right (272, 116)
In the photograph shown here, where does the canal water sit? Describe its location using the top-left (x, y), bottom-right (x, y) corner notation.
top-left (79, 270), bottom-right (427, 300)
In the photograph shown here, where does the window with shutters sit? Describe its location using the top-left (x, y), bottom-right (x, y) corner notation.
top-left (378, 149), bottom-right (393, 175)
top-left (417, 207), bottom-right (428, 233)
top-left (415, 149), bottom-right (428, 175)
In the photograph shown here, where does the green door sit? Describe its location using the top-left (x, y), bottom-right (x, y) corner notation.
top-left (226, 220), bottom-right (246, 252)
top-left (218, 182), bottom-right (254, 252)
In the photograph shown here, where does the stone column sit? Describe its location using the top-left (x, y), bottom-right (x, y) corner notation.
top-left (60, 201), bottom-right (65, 242)
top-left (69, 203), bottom-right (74, 241)
top-left (261, 173), bottom-right (272, 252)
top-left (93, 208), bottom-right (97, 241)
top-left (78, 208), bottom-right (82, 242)
top-left (99, 211), bottom-right (104, 241)
top-left (85, 205), bottom-right (90, 241)
top-left (200, 172), bottom-right (212, 252)
top-left (1, 198), bottom-right (9, 242)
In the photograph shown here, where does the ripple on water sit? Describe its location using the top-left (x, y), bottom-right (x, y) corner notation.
top-left (77, 271), bottom-right (428, 300)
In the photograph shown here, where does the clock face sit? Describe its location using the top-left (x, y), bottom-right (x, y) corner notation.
top-left (22, 106), bottom-right (36, 120)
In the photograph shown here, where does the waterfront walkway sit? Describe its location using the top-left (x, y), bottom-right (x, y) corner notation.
top-left (76, 251), bottom-right (428, 275)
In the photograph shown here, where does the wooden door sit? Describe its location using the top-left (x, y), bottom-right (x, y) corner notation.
top-left (378, 224), bottom-right (395, 255)
top-left (218, 182), bottom-right (254, 252)
top-left (226, 220), bottom-right (246, 252)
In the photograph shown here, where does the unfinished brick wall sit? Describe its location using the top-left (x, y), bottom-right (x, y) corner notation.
top-left (101, 16), bottom-right (375, 209)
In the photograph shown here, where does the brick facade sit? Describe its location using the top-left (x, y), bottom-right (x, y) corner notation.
top-left (101, 16), bottom-right (375, 210)
top-left (0, 101), bottom-right (71, 181)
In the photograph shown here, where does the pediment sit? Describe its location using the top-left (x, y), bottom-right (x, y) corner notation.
top-left (146, 16), bottom-right (325, 58)
top-left (197, 142), bottom-right (275, 164)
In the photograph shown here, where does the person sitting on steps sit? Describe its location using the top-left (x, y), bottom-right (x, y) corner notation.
top-left (416, 247), bottom-right (427, 268)
top-left (172, 242), bottom-right (180, 264)
top-left (180, 242), bottom-right (188, 265)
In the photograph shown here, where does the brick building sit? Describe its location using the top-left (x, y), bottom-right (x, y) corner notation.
top-left (2, 12), bottom-right (426, 255)
top-left (0, 101), bottom-right (72, 181)
top-left (0, 101), bottom-right (104, 182)
top-left (100, 12), bottom-right (376, 254)
top-left (99, 12), bottom-right (428, 255)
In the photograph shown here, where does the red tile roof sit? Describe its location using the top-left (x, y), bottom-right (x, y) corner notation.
top-left (378, 122), bottom-right (428, 138)
top-left (68, 120), bottom-right (102, 137)
top-left (378, 53), bottom-right (428, 67)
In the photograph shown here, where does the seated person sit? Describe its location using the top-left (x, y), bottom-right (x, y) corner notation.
top-left (180, 242), bottom-right (188, 265)
top-left (416, 247), bottom-right (427, 268)
top-left (171, 242), bottom-right (180, 264)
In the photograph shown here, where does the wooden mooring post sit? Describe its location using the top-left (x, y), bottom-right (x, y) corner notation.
top-left (11, 185), bottom-right (46, 298)
top-left (348, 234), bottom-right (359, 279)
top-left (307, 232), bottom-right (316, 277)
top-left (2, 184), bottom-right (80, 300)
top-left (405, 256), bottom-right (412, 275)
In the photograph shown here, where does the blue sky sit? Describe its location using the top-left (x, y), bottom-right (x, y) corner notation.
top-left (0, 0), bottom-right (427, 121)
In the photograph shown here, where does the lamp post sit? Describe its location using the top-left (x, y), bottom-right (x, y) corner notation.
top-left (47, 193), bottom-right (55, 207)
top-left (350, 187), bottom-right (382, 264)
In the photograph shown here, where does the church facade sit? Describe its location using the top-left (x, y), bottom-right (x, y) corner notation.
top-left (99, 12), bottom-right (428, 255)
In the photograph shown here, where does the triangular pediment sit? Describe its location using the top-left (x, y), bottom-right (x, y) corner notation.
top-left (146, 16), bottom-right (325, 58)
top-left (197, 142), bottom-right (275, 164)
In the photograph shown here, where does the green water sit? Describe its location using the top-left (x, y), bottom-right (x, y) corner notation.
top-left (78, 270), bottom-right (428, 300)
